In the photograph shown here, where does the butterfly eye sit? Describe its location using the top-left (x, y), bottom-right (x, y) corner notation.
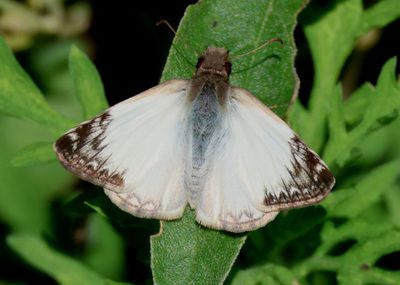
top-left (196, 57), bottom-right (205, 69)
top-left (224, 61), bottom-right (232, 75)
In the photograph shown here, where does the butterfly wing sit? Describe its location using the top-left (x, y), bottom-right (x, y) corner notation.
top-left (195, 87), bottom-right (335, 232)
top-left (55, 79), bottom-right (190, 219)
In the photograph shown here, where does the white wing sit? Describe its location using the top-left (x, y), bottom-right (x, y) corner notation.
top-left (195, 88), bottom-right (335, 233)
top-left (55, 79), bottom-right (190, 219)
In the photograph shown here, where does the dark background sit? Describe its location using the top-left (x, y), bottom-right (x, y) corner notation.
top-left (88, 1), bottom-right (400, 107)
top-left (89, 1), bottom-right (197, 105)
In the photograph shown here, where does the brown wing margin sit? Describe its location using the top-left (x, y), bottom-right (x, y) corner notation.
top-left (264, 135), bottom-right (335, 211)
top-left (54, 111), bottom-right (126, 189)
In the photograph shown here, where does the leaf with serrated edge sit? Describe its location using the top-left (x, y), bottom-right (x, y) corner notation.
top-left (338, 231), bottom-right (400, 285)
top-left (300, 0), bottom-right (363, 151)
top-left (231, 264), bottom-right (295, 285)
top-left (323, 58), bottom-right (400, 166)
top-left (322, 161), bottom-right (399, 219)
top-left (358, 0), bottom-right (400, 37)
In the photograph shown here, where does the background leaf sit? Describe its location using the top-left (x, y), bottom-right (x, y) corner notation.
top-left (322, 161), bottom-right (399, 219)
top-left (10, 141), bottom-right (56, 167)
top-left (65, 190), bottom-right (159, 232)
top-left (0, 117), bottom-right (72, 234)
top-left (297, 0), bottom-right (363, 150)
top-left (69, 45), bottom-right (108, 119)
top-left (337, 231), bottom-right (400, 285)
top-left (0, 37), bottom-right (72, 134)
top-left (6, 234), bottom-right (131, 285)
top-left (295, 0), bottom-right (400, 152)
top-left (231, 263), bottom-right (295, 285)
top-left (358, 0), bottom-right (400, 36)
top-left (82, 215), bottom-right (126, 280)
top-left (323, 58), bottom-right (400, 166)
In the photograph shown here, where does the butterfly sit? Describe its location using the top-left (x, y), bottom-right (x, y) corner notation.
top-left (54, 46), bottom-right (335, 233)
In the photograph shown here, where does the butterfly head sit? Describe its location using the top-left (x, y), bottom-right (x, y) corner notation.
top-left (195, 47), bottom-right (231, 79)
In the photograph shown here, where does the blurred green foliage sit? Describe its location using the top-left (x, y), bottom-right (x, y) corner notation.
top-left (0, 0), bottom-right (399, 285)
top-left (0, 0), bottom-right (90, 51)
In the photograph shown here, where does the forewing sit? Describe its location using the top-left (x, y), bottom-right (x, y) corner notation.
top-left (54, 79), bottom-right (190, 219)
top-left (195, 88), bottom-right (335, 233)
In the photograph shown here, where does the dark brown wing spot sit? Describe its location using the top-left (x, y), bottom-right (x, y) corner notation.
top-left (264, 136), bottom-right (335, 208)
top-left (54, 112), bottom-right (125, 188)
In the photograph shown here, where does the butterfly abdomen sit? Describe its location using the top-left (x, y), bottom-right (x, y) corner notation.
top-left (187, 81), bottom-right (225, 203)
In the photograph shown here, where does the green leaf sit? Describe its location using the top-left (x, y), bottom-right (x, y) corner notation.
top-left (6, 234), bottom-right (131, 285)
top-left (316, 220), bottom-right (393, 257)
top-left (354, 58), bottom-right (400, 130)
top-left (323, 58), bottom-right (400, 166)
top-left (321, 84), bottom-right (347, 165)
top-left (299, 0), bottom-right (363, 150)
top-left (358, 0), bottom-right (400, 36)
top-left (0, 117), bottom-right (73, 233)
top-left (64, 190), bottom-right (159, 232)
top-left (151, 0), bottom-right (306, 284)
top-left (298, 1), bottom-right (400, 152)
top-left (287, 99), bottom-right (308, 135)
top-left (231, 264), bottom-right (295, 285)
top-left (161, 0), bottom-right (303, 117)
top-left (11, 142), bottom-right (55, 167)
top-left (0, 36), bottom-right (72, 134)
top-left (245, 207), bottom-right (326, 263)
top-left (322, 161), bottom-right (400, 219)
top-left (83, 215), bottom-right (125, 280)
top-left (338, 231), bottom-right (400, 285)
top-left (384, 185), bottom-right (400, 227)
top-left (151, 209), bottom-right (246, 285)
top-left (292, 220), bottom-right (398, 282)
top-left (304, 0), bottom-right (362, 93)
top-left (342, 83), bottom-right (374, 127)
top-left (69, 46), bottom-right (108, 119)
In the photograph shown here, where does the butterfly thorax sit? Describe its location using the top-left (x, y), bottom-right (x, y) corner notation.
top-left (188, 46), bottom-right (232, 106)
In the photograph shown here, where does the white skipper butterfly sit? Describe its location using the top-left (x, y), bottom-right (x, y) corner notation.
top-left (54, 46), bottom-right (335, 232)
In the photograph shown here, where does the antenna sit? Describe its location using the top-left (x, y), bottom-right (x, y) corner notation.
top-left (156, 20), bottom-right (176, 35)
top-left (230, 37), bottom-right (283, 60)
